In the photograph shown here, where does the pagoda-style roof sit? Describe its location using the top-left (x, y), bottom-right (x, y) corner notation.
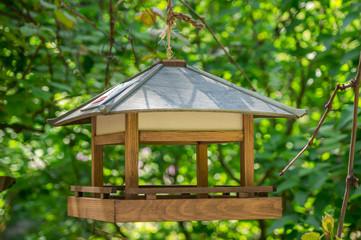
top-left (48, 60), bottom-right (307, 127)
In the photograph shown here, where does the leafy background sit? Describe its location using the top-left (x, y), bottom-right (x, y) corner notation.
top-left (1, 0), bottom-right (361, 239)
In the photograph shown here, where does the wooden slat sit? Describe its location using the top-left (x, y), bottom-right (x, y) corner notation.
top-left (140, 131), bottom-right (244, 143)
top-left (197, 143), bottom-right (208, 198)
top-left (70, 186), bottom-right (117, 194)
top-left (240, 114), bottom-right (254, 197)
top-left (126, 186), bottom-right (275, 195)
top-left (125, 113), bottom-right (139, 199)
top-left (94, 131), bottom-right (244, 145)
top-left (104, 185), bottom-right (198, 191)
top-left (94, 132), bottom-right (124, 145)
top-left (115, 197), bottom-right (282, 222)
top-left (68, 196), bottom-right (115, 222)
top-left (91, 117), bottom-right (103, 198)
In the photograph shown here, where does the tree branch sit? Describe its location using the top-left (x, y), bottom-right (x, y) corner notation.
top-left (336, 51), bottom-right (361, 238)
top-left (105, 0), bottom-right (115, 89)
top-left (0, 123), bottom-right (44, 133)
top-left (179, 0), bottom-right (256, 91)
top-left (279, 80), bottom-right (353, 176)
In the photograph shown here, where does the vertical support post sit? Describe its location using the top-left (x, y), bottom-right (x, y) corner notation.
top-left (197, 143), bottom-right (208, 198)
top-left (125, 113), bottom-right (139, 199)
top-left (240, 114), bottom-right (254, 197)
top-left (91, 117), bottom-right (103, 198)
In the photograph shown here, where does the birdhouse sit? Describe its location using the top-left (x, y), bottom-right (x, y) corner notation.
top-left (48, 59), bottom-right (307, 222)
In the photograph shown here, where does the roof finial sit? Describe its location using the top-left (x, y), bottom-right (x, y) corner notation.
top-left (159, 0), bottom-right (204, 59)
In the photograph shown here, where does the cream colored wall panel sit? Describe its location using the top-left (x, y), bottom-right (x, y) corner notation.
top-left (139, 112), bottom-right (243, 131)
top-left (96, 114), bottom-right (125, 135)
top-left (96, 112), bottom-right (243, 135)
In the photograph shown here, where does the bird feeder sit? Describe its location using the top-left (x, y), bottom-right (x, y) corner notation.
top-left (48, 59), bottom-right (307, 222)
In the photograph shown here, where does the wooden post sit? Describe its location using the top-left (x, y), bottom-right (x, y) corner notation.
top-left (240, 114), bottom-right (254, 197)
top-left (91, 117), bottom-right (103, 198)
top-left (125, 113), bottom-right (139, 199)
top-left (197, 143), bottom-right (208, 198)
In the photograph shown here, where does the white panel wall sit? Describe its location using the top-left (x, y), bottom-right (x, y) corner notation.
top-left (96, 114), bottom-right (125, 135)
top-left (96, 112), bottom-right (243, 135)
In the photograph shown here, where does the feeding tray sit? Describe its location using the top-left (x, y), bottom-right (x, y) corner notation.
top-left (48, 59), bottom-right (307, 222)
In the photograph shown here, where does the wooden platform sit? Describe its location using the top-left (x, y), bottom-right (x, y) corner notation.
top-left (67, 196), bottom-right (282, 222)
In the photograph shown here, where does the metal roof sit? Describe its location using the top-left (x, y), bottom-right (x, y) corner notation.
top-left (48, 60), bottom-right (308, 127)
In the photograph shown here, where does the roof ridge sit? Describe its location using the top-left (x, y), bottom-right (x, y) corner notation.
top-left (99, 63), bottom-right (164, 114)
top-left (186, 65), bottom-right (308, 118)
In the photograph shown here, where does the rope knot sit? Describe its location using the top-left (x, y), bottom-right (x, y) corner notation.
top-left (159, 0), bottom-right (204, 59)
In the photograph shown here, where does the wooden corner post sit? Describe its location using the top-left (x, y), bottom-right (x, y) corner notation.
top-left (196, 143), bottom-right (208, 198)
top-left (91, 117), bottom-right (104, 198)
top-left (125, 113), bottom-right (139, 199)
top-left (240, 114), bottom-right (254, 197)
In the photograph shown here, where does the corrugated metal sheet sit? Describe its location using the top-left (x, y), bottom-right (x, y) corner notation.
top-left (47, 62), bottom-right (308, 126)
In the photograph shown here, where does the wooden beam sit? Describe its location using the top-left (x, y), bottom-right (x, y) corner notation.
top-left (91, 117), bottom-right (103, 198)
top-left (68, 196), bottom-right (282, 222)
top-left (141, 131), bottom-right (243, 143)
top-left (68, 197), bottom-right (115, 222)
top-left (94, 132), bottom-right (125, 145)
top-left (125, 113), bottom-right (139, 199)
top-left (197, 143), bottom-right (208, 198)
top-left (70, 186), bottom-right (117, 194)
top-left (126, 186), bottom-right (275, 195)
top-left (94, 131), bottom-right (244, 145)
top-left (114, 197), bottom-right (282, 222)
top-left (240, 114), bottom-right (254, 197)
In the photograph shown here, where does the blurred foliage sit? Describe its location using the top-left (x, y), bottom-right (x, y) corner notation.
top-left (302, 213), bottom-right (340, 240)
top-left (0, 0), bottom-right (361, 239)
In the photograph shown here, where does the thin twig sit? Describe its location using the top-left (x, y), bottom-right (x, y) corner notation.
top-left (23, 40), bottom-right (44, 79)
top-left (217, 145), bottom-right (241, 184)
top-left (127, 30), bottom-right (141, 71)
top-left (105, 0), bottom-right (115, 89)
top-left (337, 51), bottom-right (361, 238)
top-left (179, 0), bottom-right (256, 91)
top-left (95, 227), bottom-right (128, 240)
top-left (279, 80), bottom-right (354, 176)
top-left (72, 52), bottom-right (94, 95)
top-left (112, 223), bottom-right (128, 239)
top-left (59, 0), bottom-right (110, 39)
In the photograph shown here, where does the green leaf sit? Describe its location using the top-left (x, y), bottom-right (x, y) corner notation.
top-left (342, 11), bottom-right (359, 30)
top-left (32, 87), bottom-right (52, 101)
top-left (295, 191), bottom-right (308, 206)
top-left (277, 176), bottom-right (299, 192)
top-left (39, 0), bottom-right (57, 10)
top-left (305, 215), bottom-right (321, 229)
top-left (54, 10), bottom-right (76, 29)
top-left (341, 48), bottom-right (360, 65)
top-left (267, 214), bottom-right (298, 235)
top-left (48, 82), bottom-right (72, 92)
top-left (322, 212), bottom-right (334, 234)
top-left (20, 25), bottom-right (38, 36)
top-left (135, 10), bottom-right (156, 26)
top-left (301, 232), bottom-right (321, 240)
top-left (330, 0), bottom-right (342, 9)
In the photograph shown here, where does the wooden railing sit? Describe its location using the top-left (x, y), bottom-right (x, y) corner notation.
top-left (70, 185), bottom-right (276, 199)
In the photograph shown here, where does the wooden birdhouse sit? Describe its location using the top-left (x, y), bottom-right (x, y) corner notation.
top-left (48, 59), bottom-right (307, 222)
